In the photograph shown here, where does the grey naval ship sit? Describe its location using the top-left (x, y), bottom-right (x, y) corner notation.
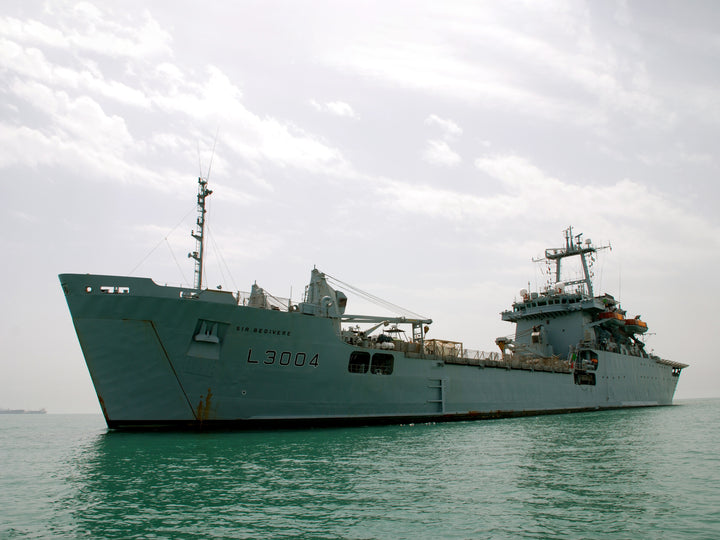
top-left (60, 177), bottom-right (687, 429)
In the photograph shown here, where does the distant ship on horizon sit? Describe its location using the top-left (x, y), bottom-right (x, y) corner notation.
top-left (0, 408), bottom-right (47, 414)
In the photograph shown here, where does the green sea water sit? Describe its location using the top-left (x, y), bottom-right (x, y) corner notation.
top-left (1, 399), bottom-right (718, 539)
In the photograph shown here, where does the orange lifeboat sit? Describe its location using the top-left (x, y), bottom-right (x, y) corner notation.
top-left (624, 317), bottom-right (648, 334)
top-left (598, 311), bottom-right (624, 326)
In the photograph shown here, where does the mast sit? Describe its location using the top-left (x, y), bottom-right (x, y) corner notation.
top-left (541, 226), bottom-right (609, 297)
top-left (188, 177), bottom-right (212, 291)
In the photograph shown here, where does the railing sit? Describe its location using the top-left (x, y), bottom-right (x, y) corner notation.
top-left (341, 336), bottom-right (571, 373)
top-left (444, 353), bottom-right (571, 373)
top-left (236, 291), bottom-right (292, 311)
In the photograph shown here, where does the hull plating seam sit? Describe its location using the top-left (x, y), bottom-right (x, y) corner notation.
top-left (146, 319), bottom-right (197, 420)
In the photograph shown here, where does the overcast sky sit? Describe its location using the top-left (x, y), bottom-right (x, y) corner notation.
top-left (2, 0), bottom-right (719, 413)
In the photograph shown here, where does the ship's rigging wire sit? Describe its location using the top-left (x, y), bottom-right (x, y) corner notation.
top-left (166, 237), bottom-right (189, 286)
top-left (597, 248), bottom-right (606, 294)
top-left (128, 206), bottom-right (195, 283)
top-left (206, 222), bottom-right (240, 292)
top-left (323, 273), bottom-right (428, 320)
top-left (205, 128), bottom-right (219, 182)
top-left (264, 289), bottom-right (292, 310)
top-left (126, 204), bottom-right (239, 292)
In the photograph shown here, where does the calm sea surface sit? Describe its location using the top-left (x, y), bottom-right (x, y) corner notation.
top-left (1, 399), bottom-right (718, 539)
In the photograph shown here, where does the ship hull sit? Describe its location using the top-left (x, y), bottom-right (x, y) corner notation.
top-left (60, 273), bottom-right (682, 429)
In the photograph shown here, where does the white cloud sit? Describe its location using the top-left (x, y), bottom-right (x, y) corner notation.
top-left (425, 114), bottom-right (462, 140)
top-left (337, 40), bottom-right (609, 128)
top-left (423, 115), bottom-right (462, 166)
top-left (1, 6), bottom-right (356, 185)
top-left (0, 16), bottom-right (69, 48)
top-left (0, 120), bottom-right (176, 190)
top-left (374, 175), bottom-right (513, 221)
top-left (150, 68), bottom-right (353, 175)
top-left (474, 154), bottom-right (564, 192)
top-left (73, 2), bottom-right (103, 21)
top-left (155, 62), bottom-right (184, 83)
top-left (0, 79), bottom-right (172, 188)
top-left (0, 39), bottom-right (150, 107)
top-left (614, 0), bottom-right (633, 26)
top-left (310, 100), bottom-right (359, 118)
top-left (9, 79), bottom-right (134, 152)
top-left (423, 139), bottom-right (461, 167)
top-left (0, 8), bottom-right (172, 59)
top-left (373, 152), bottom-right (720, 266)
top-left (323, 2), bottom-right (668, 131)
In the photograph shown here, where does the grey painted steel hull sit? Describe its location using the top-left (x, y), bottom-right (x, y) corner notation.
top-left (60, 273), bottom-right (681, 429)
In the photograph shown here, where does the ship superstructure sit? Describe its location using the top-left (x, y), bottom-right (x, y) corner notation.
top-left (59, 178), bottom-right (687, 429)
top-left (497, 227), bottom-right (685, 384)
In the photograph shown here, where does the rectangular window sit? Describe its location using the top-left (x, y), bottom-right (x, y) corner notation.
top-left (348, 351), bottom-right (370, 374)
top-left (371, 353), bottom-right (394, 375)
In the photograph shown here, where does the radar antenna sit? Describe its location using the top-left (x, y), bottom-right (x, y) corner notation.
top-left (537, 226), bottom-right (610, 297)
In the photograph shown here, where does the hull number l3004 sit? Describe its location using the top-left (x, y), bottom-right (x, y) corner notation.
top-left (247, 349), bottom-right (319, 367)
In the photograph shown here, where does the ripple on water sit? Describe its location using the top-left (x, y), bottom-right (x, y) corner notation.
top-left (1, 402), bottom-right (719, 539)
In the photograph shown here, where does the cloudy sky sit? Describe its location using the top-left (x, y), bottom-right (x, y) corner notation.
top-left (2, 0), bottom-right (718, 412)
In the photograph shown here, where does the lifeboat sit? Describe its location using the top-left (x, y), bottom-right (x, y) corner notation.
top-left (597, 311), bottom-right (624, 326)
top-left (624, 318), bottom-right (648, 334)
